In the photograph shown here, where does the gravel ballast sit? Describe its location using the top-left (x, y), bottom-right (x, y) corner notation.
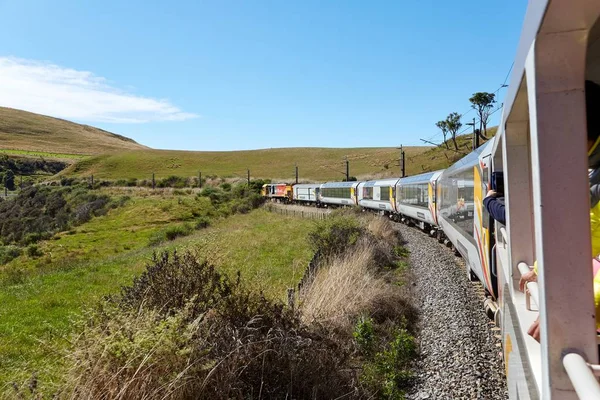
top-left (397, 224), bottom-right (508, 400)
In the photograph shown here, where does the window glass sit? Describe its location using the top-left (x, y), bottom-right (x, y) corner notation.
top-left (380, 186), bottom-right (390, 201)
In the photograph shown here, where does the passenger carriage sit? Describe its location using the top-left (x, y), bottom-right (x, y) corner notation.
top-left (356, 178), bottom-right (399, 215)
top-left (437, 141), bottom-right (495, 290)
top-left (395, 170), bottom-right (443, 233)
top-left (292, 183), bottom-right (320, 204)
top-left (318, 181), bottom-right (359, 207)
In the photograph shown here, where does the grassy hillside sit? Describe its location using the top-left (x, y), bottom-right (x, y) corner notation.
top-left (63, 129), bottom-right (496, 182)
top-left (0, 188), bottom-right (315, 389)
top-left (63, 146), bottom-right (431, 182)
top-left (0, 107), bottom-right (147, 156)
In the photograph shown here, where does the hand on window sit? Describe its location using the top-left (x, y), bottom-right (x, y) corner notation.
top-left (519, 270), bottom-right (538, 292)
top-left (486, 190), bottom-right (498, 198)
top-left (527, 317), bottom-right (541, 342)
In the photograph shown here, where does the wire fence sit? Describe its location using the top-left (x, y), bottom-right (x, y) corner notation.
top-left (268, 204), bottom-right (330, 220)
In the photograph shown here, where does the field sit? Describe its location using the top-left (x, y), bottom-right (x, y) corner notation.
top-left (62, 145), bottom-right (457, 182)
top-left (0, 107), bottom-right (147, 155)
top-left (62, 131), bottom-right (495, 182)
top-left (0, 190), bottom-right (315, 390)
top-left (0, 149), bottom-right (89, 161)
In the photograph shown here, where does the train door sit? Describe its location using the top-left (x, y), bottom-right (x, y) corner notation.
top-left (479, 154), bottom-right (497, 297)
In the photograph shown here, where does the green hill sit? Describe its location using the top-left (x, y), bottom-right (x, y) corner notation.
top-left (62, 146), bottom-right (429, 182)
top-left (62, 128), bottom-right (497, 182)
top-left (0, 105), bottom-right (496, 181)
top-left (0, 107), bottom-right (147, 156)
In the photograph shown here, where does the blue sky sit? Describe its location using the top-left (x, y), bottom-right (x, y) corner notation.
top-left (0, 0), bottom-right (527, 151)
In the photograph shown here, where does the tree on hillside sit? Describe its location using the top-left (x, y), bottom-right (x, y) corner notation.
top-left (435, 120), bottom-right (450, 149)
top-left (4, 169), bottom-right (15, 191)
top-left (469, 92), bottom-right (496, 138)
top-left (445, 112), bottom-right (462, 151)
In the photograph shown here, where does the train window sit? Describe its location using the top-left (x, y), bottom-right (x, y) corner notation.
top-left (363, 187), bottom-right (373, 200)
top-left (380, 187), bottom-right (390, 201)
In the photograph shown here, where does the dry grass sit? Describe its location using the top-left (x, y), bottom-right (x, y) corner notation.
top-left (301, 239), bottom-right (391, 328)
top-left (0, 107), bottom-right (147, 155)
top-left (368, 216), bottom-right (397, 244)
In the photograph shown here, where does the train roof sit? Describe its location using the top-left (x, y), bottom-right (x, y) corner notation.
top-left (321, 181), bottom-right (360, 188)
top-left (397, 170), bottom-right (444, 185)
top-left (293, 183), bottom-right (321, 189)
top-left (361, 178), bottom-right (401, 187)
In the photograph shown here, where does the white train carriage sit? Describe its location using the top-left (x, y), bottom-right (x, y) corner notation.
top-left (437, 139), bottom-right (495, 290)
top-left (357, 178), bottom-right (399, 214)
top-left (435, 1), bottom-right (600, 397)
top-left (395, 170), bottom-right (443, 230)
top-left (489, 0), bottom-right (600, 397)
top-left (318, 181), bottom-right (359, 207)
top-left (292, 184), bottom-right (320, 204)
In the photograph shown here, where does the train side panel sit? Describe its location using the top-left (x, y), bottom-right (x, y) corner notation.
top-left (396, 171), bottom-right (443, 228)
top-left (437, 141), bottom-right (495, 296)
top-left (319, 181), bottom-right (360, 206)
top-left (358, 178), bottom-right (399, 213)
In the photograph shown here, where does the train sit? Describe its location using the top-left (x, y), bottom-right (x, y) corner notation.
top-left (262, 1), bottom-right (600, 398)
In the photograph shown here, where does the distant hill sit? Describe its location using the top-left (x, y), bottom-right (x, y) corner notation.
top-left (62, 128), bottom-right (498, 182)
top-left (0, 107), bottom-right (148, 155)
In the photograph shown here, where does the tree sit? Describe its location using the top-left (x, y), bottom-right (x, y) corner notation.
top-left (435, 120), bottom-right (450, 149)
top-left (4, 169), bottom-right (15, 191)
top-left (445, 112), bottom-right (462, 151)
top-left (469, 92), bottom-right (496, 138)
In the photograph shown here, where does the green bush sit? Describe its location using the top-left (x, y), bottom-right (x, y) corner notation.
top-left (165, 224), bottom-right (193, 241)
top-left (353, 316), bottom-right (375, 354)
top-left (195, 216), bottom-right (210, 230)
top-left (68, 251), bottom-right (356, 399)
top-left (360, 328), bottom-right (416, 400)
top-left (0, 245), bottom-right (22, 264)
top-left (157, 176), bottom-right (187, 189)
top-left (148, 224), bottom-right (194, 246)
top-left (26, 244), bottom-right (43, 258)
top-left (308, 215), bottom-right (363, 257)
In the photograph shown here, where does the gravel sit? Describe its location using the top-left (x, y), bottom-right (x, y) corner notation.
top-left (397, 224), bottom-right (508, 400)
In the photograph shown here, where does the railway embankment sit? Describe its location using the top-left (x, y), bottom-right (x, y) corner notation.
top-left (398, 224), bottom-right (507, 400)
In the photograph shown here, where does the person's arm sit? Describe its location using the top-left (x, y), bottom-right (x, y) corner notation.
top-left (483, 195), bottom-right (506, 225)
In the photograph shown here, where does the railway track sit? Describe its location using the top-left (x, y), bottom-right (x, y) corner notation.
top-left (396, 223), bottom-right (507, 400)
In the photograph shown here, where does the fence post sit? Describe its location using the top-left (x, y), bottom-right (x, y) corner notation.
top-left (152, 173), bottom-right (155, 189)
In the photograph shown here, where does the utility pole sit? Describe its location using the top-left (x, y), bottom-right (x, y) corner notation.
top-left (467, 118), bottom-right (478, 150)
top-left (345, 157), bottom-right (349, 181)
top-left (398, 145), bottom-right (406, 178)
top-left (247, 169), bottom-right (250, 186)
top-left (295, 163), bottom-right (298, 184)
top-left (198, 171), bottom-right (202, 188)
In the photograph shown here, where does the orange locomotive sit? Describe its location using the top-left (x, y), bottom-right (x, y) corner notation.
top-left (261, 183), bottom-right (294, 203)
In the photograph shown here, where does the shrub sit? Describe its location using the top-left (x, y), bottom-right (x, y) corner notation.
top-left (26, 244), bottom-right (43, 258)
top-left (308, 214), bottom-right (363, 257)
top-left (195, 216), bottom-right (210, 229)
top-left (157, 175), bottom-right (187, 188)
top-left (148, 224), bottom-right (194, 246)
top-left (0, 245), bottom-right (22, 264)
top-left (360, 328), bottom-right (416, 400)
top-left (3, 169), bottom-right (15, 191)
top-left (164, 224), bottom-right (193, 241)
top-left (67, 251), bottom-right (355, 399)
top-left (220, 182), bottom-right (231, 191)
top-left (354, 316), bottom-right (376, 354)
